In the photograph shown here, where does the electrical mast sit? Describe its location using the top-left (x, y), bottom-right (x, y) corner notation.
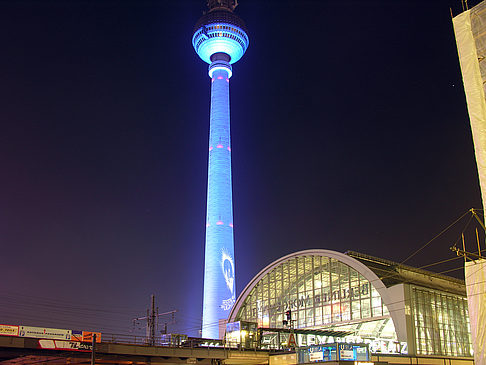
top-left (133, 294), bottom-right (176, 346)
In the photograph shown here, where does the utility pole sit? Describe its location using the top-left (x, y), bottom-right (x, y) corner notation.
top-left (450, 208), bottom-right (485, 260)
top-left (470, 208), bottom-right (486, 232)
top-left (90, 333), bottom-right (96, 365)
top-left (451, 246), bottom-right (484, 260)
top-left (133, 294), bottom-right (177, 346)
top-left (160, 310), bottom-right (177, 335)
top-left (149, 294), bottom-right (156, 345)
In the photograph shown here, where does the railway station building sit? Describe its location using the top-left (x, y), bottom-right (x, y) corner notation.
top-left (225, 250), bottom-right (472, 359)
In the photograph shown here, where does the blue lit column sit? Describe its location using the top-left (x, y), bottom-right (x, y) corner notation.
top-left (192, 0), bottom-right (249, 339)
top-left (202, 58), bottom-right (235, 339)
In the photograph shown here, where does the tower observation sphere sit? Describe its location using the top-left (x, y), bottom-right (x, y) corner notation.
top-left (192, 0), bottom-right (249, 339)
top-left (192, 1), bottom-right (249, 67)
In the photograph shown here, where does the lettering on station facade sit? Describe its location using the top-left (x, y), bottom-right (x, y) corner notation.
top-left (251, 283), bottom-right (369, 317)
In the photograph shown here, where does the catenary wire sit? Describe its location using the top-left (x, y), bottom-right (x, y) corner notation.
top-left (400, 209), bottom-right (472, 265)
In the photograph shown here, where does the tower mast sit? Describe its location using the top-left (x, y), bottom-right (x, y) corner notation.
top-left (192, 1), bottom-right (249, 339)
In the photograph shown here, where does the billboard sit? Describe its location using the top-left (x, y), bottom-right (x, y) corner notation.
top-left (18, 326), bottom-right (71, 340)
top-left (0, 324), bottom-right (19, 336)
top-left (71, 330), bottom-right (101, 343)
top-left (38, 339), bottom-right (92, 352)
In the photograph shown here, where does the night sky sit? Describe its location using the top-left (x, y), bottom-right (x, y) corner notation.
top-left (1, 0), bottom-right (484, 337)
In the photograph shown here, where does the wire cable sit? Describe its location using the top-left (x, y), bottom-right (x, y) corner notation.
top-left (400, 210), bottom-right (471, 265)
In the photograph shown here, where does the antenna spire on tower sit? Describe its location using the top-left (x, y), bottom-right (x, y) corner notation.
top-left (207, 0), bottom-right (237, 12)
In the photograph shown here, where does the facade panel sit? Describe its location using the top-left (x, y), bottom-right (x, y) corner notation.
top-left (454, 2), bottom-right (486, 212)
top-left (410, 286), bottom-right (471, 357)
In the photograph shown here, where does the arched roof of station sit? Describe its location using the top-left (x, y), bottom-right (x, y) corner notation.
top-left (228, 249), bottom-right (399, 331)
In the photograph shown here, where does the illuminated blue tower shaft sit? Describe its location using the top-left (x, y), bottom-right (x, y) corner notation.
top-left (203, 61), bottom-right (235, 339)
top-left (192, 0), bottom-right (249, 339)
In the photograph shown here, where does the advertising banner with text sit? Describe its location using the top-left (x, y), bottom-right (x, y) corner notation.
top-left (38, 339), bottom-right (92, 352)
top-left (0, 324), bottom-right (19, 336)
top-left (19, 326), bottom-right (71, 340)
top-left (71, 330), bottom-right (101, 343)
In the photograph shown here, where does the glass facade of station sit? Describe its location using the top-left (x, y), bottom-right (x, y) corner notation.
top-left (230, 251), bottom-right (473, 357)
top-left (234, 255), bottom-right (397, 346)
top-left (410, 286), bottom-right (471, 357)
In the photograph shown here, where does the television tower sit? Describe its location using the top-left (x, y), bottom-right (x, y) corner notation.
top-left (192, 0), bottom-right (249, 339)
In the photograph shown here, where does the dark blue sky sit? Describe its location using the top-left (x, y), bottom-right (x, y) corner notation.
top-left (1, 0), bottom-right (483, 337)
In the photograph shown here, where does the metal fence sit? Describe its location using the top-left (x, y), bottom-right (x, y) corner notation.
top-left (100, 333), bottom-right (227, 349)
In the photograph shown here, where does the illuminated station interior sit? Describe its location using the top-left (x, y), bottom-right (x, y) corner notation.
top-left (224, 250), bottom-right (472, 360)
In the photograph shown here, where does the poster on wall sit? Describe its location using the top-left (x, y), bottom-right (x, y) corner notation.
top-left (339, 344), bottom-right (355, 360)
top-left (309, 350), bottom-right (323, 362)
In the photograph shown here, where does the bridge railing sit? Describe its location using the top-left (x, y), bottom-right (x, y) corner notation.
top-left (99, 333), bottom-right (150, 346)
top-left (99, 333), bottom-right (231, 350)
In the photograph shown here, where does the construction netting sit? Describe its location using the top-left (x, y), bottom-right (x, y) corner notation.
top-left (464, 259), bottom-right (486, 365)
top-left (454, 3), bottom-right (486, 214)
